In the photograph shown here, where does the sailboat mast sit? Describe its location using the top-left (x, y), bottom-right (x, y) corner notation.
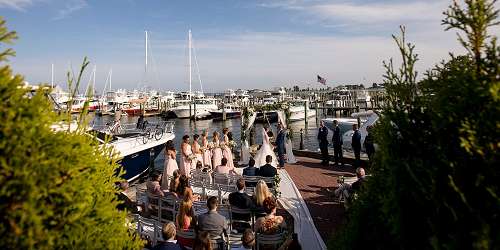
top-left (92, 65), bottom-right (96, 97)
top-left (110, 69), bottom-right (113, 90)
top-left (145, 30), bottom-right (148, 76)
top-left (51, 63), bottom-right (54, 88)
top-left (188, 29), bottom-right (192, 99)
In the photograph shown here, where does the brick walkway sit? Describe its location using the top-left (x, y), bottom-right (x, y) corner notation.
top-left (285, 157), bottom-right (357, 242)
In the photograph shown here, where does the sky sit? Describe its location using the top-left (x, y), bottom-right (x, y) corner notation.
top-left (0, 0), bottom-right (497, 92)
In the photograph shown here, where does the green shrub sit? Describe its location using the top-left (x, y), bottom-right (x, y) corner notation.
top-left (331, 1), bottom-right (499, 249)
top-left (0, 17), bottom-right (143, 249)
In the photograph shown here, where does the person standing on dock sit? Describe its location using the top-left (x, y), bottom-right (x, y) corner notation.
top-left (192, 134), bottom-right (203, 169)
top-left (161, 140), bottom-right (179, 190)
top-left (180, 135), bottom-right (193, 177)
top-left (201, 131), bottom-right (212, 169)
top-left (222, 128), bottom-right (235, 171)
top-left (212, 131), bottom-right (223, 168)
top-left (364, 125), bottom-right (375, 165)
top-left (276, 123), bottom-right (286, 169)
top-left (332, 120), bottom-right (343, 166)
top-left (351, 124), bottom-right (362, 166)
top-left (318, 120), bottom-right (329, 166)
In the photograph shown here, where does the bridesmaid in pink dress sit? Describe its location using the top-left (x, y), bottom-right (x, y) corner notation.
top-left (192, 134), bottom-right (203, 169)
top-left (211, 131), bottom-right (223, 168)
top-left (222, 128), bottom-right (235, 170)
top-left (180, 135), bottom-right (193, 177)
top-left (201, 131), bottom-right (212, 169)
top-left (161, 140), bottom-right (178, 190)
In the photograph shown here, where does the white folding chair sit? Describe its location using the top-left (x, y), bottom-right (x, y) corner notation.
top-left (256, 232), bottom-right (286, 250)
top-left (159, 195), bottom-right (177, 223)
top-left (137, 216), bottom-right (157, 246)
top-left (176, 229), bottom-right (196, 250)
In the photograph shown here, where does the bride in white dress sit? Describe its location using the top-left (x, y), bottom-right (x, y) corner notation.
top-left (254, 127), bottom-right (278, 167)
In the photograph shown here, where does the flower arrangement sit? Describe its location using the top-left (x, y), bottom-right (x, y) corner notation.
top-left (228, 140), bottom-right (236, 149)
top-left (273, 174), bottom-right (282, 197)
top-left (187, 154), bottom-right (197, 161)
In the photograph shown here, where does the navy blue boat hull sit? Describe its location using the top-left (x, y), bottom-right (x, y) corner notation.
top-left (117, 143), bottom-right (166, 182)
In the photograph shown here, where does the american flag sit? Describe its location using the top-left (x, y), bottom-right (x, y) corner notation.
top-left (317, 75), bottom-right (326, 85)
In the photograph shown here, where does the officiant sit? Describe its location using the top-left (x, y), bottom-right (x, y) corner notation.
top-left (276, 123), bottom-right (286, 169)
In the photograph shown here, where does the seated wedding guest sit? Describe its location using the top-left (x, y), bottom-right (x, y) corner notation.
top-left (191, 161), bottom-right (212, 184)
top-left (232, 229), bottom-right (255, 250)
top-left (152, 222), bottom-right (182, 250)
top-left (254, 197), bottom-right (286, 234)
top-left (192, 231), bottom-right (212, 250)
top-left (177, 175), bottom-right (200, 202)
top-left (242, 158), bottom-right (257, 176)
top-left (197, 196), bottom-right (228, 238)
top-left (147, 171), bottom-right (164, 197)
top-left (215, 157), bottom-right (237, 175)
top-left (229, 178), bottom-right (254, 209)
top-left (351, 167), bottom-right (366, 193)
top-left (196, 161), bottom-right (203, 170)
top-left (183, 187), bottom-right (200, 203)
top-left (176, 200), bottom-right (195, 248)
top-left (257, 155), bottom-right (277, 178)
top-left (169, 170), bottom-right (180, 194)
top-left (229, 178), bottom-right (254, 230)
top-left (253, 180), bottom-right (273, 216)
top-left (176, 174), bottom-right (189, 197)
top-left (116, 181), bottom-right (138, 213)
top-left (334, 167), bottom-right (366, 202)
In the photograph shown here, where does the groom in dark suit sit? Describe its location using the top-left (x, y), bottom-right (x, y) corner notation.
top-left (276, 123), bottom-right (286, 169)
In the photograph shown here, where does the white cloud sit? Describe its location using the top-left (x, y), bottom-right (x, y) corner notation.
top-left (310, 1), bottom-right (447, 24)
top-left (0, 0), bottom-right (36, 10)
top-left (52, 0), bottom-right (87, 20)
top-left (259, 0), bottom-right (453, 33)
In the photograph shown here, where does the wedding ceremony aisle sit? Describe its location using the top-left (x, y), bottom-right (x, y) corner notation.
top-left (283, 157), bottom-right (358, 246)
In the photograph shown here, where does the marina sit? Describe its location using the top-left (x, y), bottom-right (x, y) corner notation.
top-left (3, 0), bottom-right (493, 249)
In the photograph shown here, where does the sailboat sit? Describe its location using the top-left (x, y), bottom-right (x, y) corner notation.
top-left (171, 30), bottom-right (217, 119)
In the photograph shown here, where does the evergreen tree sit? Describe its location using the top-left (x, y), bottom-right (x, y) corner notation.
top-left (331, 0), bottom-right (499, 249)
top-left (0, 17), bottom-right (143, 249)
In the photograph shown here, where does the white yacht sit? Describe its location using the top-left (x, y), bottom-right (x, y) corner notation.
top-left (50, 85), bottom-right (70, 105)
top-left (171, 97), bottom-right (218, 119)
top-left (210, 103), bottom-right (241, 121)
top-left (288, 99), bottom-right (316, 122)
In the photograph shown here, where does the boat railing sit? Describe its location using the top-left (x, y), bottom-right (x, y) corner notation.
top-left (92, 120), bottom-right (175, 144)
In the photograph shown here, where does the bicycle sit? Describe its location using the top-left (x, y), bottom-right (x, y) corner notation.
top-left (106, 120), bottom-right (123, 135)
